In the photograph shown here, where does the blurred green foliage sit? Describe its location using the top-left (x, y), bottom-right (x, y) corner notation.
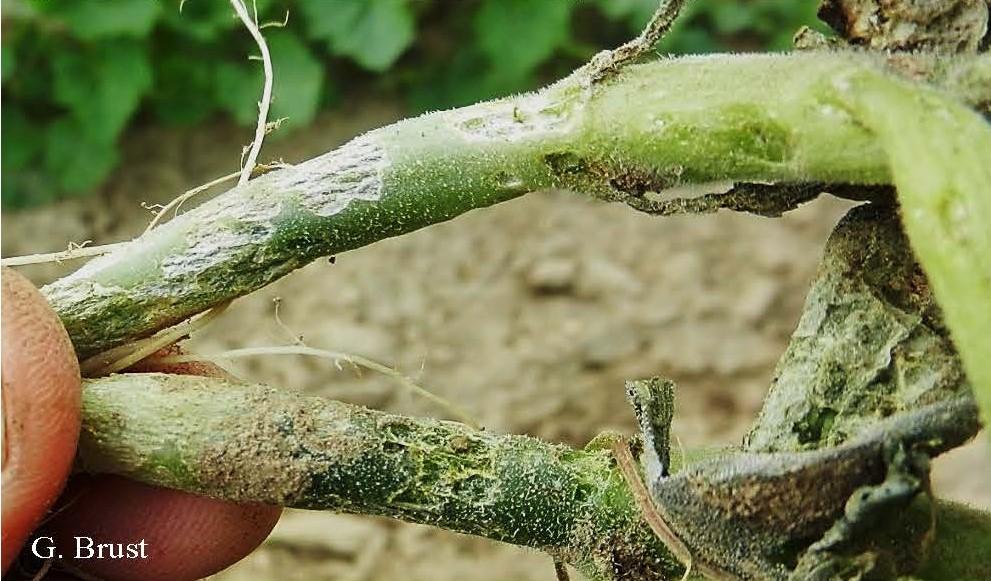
top-left (1, 0), bottom-right (823, 208)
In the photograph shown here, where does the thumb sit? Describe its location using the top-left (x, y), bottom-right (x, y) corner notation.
top-left (2, 269), bottom-right (81, 572)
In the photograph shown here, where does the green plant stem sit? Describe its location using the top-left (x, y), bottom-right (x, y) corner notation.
top-left (79, 373), bottom-right (682, 581)
top-left (79, 373), bottom-right (991, 580)
top-left (42, 52), bottom-right (989, 358)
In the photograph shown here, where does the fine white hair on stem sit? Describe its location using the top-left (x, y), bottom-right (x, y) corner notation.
top-left (272, 296), bottom-right (305, 345)
top-left (230, 0), bottom-right (274, 187)
top-left (263, 298), bottom-right (476, 426)
top-left (140, 160), bottom-right (287, 236)
top-left (143, 170), bottom-right (241, 234)
top-left (260, 9), bottom-right (290, 30)
top-left (1, 241), bottom-right (128, 267)
top-left (159, 345), bottom-right (481, 428)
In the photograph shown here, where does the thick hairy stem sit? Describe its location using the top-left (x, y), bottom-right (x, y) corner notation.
top-left (79, 373), bottom-right (682, 581)
top-left (78, 373), bottom-right (991, 580)
top-left (43, 52), bottom-right (989, 358)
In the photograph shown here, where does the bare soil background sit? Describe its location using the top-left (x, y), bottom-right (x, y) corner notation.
top-left (4, 101), bottom-right (988, 581)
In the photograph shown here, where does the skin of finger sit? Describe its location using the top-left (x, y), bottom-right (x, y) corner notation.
top-left (1, 269), bottom-right (82, 573)
top-left (44, 349), bottom-right (280, 580)
top-left (44, 475), bottom-right (281, 581)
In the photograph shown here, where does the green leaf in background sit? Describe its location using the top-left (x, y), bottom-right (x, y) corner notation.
top-left (474, 0), bottom-right (574, 80)
top-left (1, 37), bottom-right (15, 82)
top-left (2, 107), bottom-right (43, 172)
top-left (298, 0), bottom-right (414, 72)
top-left (657, 26), bottom-right (720, 54)
top-left (408, 49), bottom-right (534, 112)
top-left (2, 168), bottom-right (58, 210)
top-left (711, 3), bottom-right (756, 35)
top-left (52, 40), bottom-right (153, 141)
top-left (593, 0), bottom-right (662, 29)
top-left (268, 31), bottom-right (325, 128)
top-left (152, 53), bottom-right (218, 125)
top-left (163, 0), bottom-right (239, 41)
top-left (657, 0), bottom-right (724, 56)
top-left (43, 117), bottom-right (119, 194)
top-left (3, 30), bottom-right (53, 105)
top-left (2, 108), bottom-right (53, 209)
top-left (214, 60), bottom-right (263, 126)
top-left (46, 0), bottom-right (162, 41)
